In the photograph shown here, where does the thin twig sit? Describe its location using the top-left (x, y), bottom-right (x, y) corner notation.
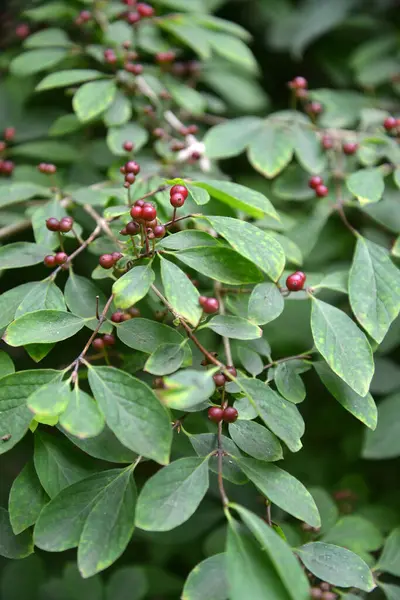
top-left (215, 282), bottom-right (233, 367)
top-left (164, 213), bottom-right (200, 228)
top-left (263, 351), bottom-right (313, 371)
top-left (217, 420), bottom-right (229, 507)
top-left (50, 224), bottom-right (102, 280)
top-left (83, 204), bottom-right (122, 245)
top-left (135, 184), bottom-right (168, 204)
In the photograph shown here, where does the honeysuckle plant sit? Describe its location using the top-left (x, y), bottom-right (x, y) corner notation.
top-left (1, 1), bottom-right (400, 599)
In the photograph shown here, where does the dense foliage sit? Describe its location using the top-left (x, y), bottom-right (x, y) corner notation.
top-left (0, 0), bottom-right (400, 599)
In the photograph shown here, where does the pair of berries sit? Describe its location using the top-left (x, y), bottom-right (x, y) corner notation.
top-left (99, 252), bottom-right (123, 269)
top-left (44, 252), bottom-right (68, 267)
top-left (104, 49), bottom-right (118, 64)
top-left (199, 296), bottom-right (219, 314)
top-left (121, 160), bottom-right (141, 187)
top-left (124, 62), bottom-right (143, 75)
top-left (170, 184), bottom-right (188, 208)
top-left (124, 2), bottom-right (154, 23)
top-left (208, 406), bottom-right (238, 423)
top-left (213, 366), bottom-right (238, 388)
top-left (156, 51), bottom-right (176, 64)
top-left (308, 176), bottom-right (328, 198)
top-left (46, 216), bottom-right (74, 233)
top-left (38, 163), bottom-right (57, 174)
top-left (130, 199), bottom-right (157, 221)
top-left (92, 334), bottom-right (116, 350)
top-left (286, 271), bottom-right (306, 292)
top-left (111, 307), bottom-right (140, 322)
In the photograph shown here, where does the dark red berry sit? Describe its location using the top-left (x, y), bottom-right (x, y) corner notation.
top-left (142, 204), bottom-right (157, 221)
top-left (125, 173), bottom-right (136, 185)
top-left (120, 166), bottom-right (126, 174)
top-left (112, 252), bottom-right (123, 262)
top-left (103, 333), bottom-right (116, 346)
top-left (4, 127), bottom-right (15, 142)
top-left (1, 160), bottom-right (14, 175)
top-left (128, 306), bottom-right (141, 317)
top-left (55, 252), bottom-right (68, 265)
top-left (208, 407), bottom-right (224, 423)
top-left (47, 164), bottom-right (57, 174)
top-left (224, 366), bottom-right (237, 380)
top-left (135, 199), bottom-right (145, 207)
top-left (123, 141), bottom-right (134, 151)
top-left (44, 255), bottom-right (57, 267)
top-left (120, 227), bottom-right (128, 235)
top-left (104, 49), bottom-right (117, 64)
top-left (137, 2), bottom-right (154, 17)
top-left (125, 160), bottom-right (140, 174)
top-left (59, 216), bottom-right (73, 233)
top-left (130, 205), bottom-right (143, 220)
top-left (223, 406), bottom-right (238, 423)
top-left (153, 377), bottom-right (165, 389)
top-left (156, 51), bottom-right (176, 64)
top-left (111, 312), bottom-right (123, 323)
top-left (153, 225), bottom-right (165, 238)
top-left (92, 337), bottom-right (105, 350)
top-left (286, 271), bottom-right (306, 292)
top-left (343, 142), bottom-right (358, 155)
top-left (191, 151), bottom-right (201, 160)
top-left (321, 135), bottom-right (333, 150)
top-left (199, 296), bottom-right (207, 307)
top-left (202, 297), bottom-right (219, 314)
top-left (308, 176), bottom-right (323, 189)
top-left (125, 62), bottom-right (143, 75)
top-left (126, 221), bottom-right (140, 235)
top-left (315, 184), bottom-right (329, 198)
top-left (15, 23), bottom-right (30, 38)
top-left (170, 192), bottom-right (185, 208)
top-left (46, 218), bottom-right (60, 232)
top-left (170, 184), bottom-right (188, 199)
top-left (126, 11), bottom-right (141, 24)
top-left (213, 373), bottom-right (226, 387)
top-left (99, 254), bottom-right (115, 269)
top-left (384, 116), bottom-right (397, 130)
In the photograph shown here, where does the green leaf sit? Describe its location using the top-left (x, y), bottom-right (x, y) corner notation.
top-left (78, 467), bottom-right (136, 577)
top-left (27, 380), bottom-right (70, 417)
top-left (187, 184), bottom-right (210, 206)
top-left (209, 32), bottom-right (258, 74)
top-left (59, 387), bottom-right (105, 439)
top-left (248, 121), bottom-right (294, 178)
top-left (0, 283), bottom-right (37, 330)
top-left (237, 345), bottom-right (264, 376)
top-left (346, 168), bottom-right (385, 205)
top-left (0, 242), bottom-right (52, 269)
top-left (190, 433), bottom-right (246, 485)
top-left (233, 505), bottom-right (311, 600)
top-left (113, 265), bottom-right (155, 310)
top-left (238, 378), bottom-right (305, 452)
top-left (107, 123), bottom-right (149, 156)
top-left (228, 421), bottom-right (283, 461)
top-left (193, 179), bottom-right (278, 220)
top-left (10, 49), bottom-right (67, 76)
top-left (376, 528), bottom-right (400, 576)
top-left (174, 246), bottom-right (263, 285)
top-left (309, 487), bottom-right (339, 535)
top-left (293, 125), bottom-right (326, 174)
top-left (0, 182), bottom-right (51, 208)
top-left (106, 566), bottom-right (148, 600)
top-left (73, 80), bottom-right (117, 123)
top-left (272, 164), bottom-right (315, 201)
top-left (297, 542), bottom-right (375, 592)
top-left (117, 318), bottom-right (185, 353)
top-left (159, 21), bottom-right (211, 60)
top-left (182, 554), bottom-right (228, 600)
top-left (322, 515), bottom-right (383, 554)
top-left (135, 457), bottom-right (209, 531)
top-left (349, 236), bottom-right (400, 343)
top-left (49, 113), bottom-right (81, 136)
top-left (0, 369), bottom-right (60, 455)
top-left (274, 362), bottom-right (306, 404)
top-left (63, 425), bottom-right (137, 464)
top-left (34, 430), bottom-right (97, 498)
top-left (9, 461), bottom-right (49, 535)
top-left (235, 458), bottom-right (320, 527)
top-left (166, 79), bottom-right (206, 115)
top-left (0, 508), bottom-right (33, 559)
top-left (0, 350), bottom-right (15, 379)
top-left (157, 229), bottom-right (219, 251)
top-left (204, 117), bottom-right (262, 159)
top-left (37, 69), bottom-right (105, 91)
top-left (314, 362), bottom-right (377, 429)
top-left (363, 393), bottom-right (400, 459)
top-left (88, 366), bottom-right (172, 464)
top-left (103, 90), bottom-right (132, 127)
top-left (24, 2), bottom-right (75, 21)
top-left (15, 281), bottom-right (65, 318)
top-left (160, 256), bottom-right (202, 326)
top-left (205, 315), bottom-right (262, 340)
top-left (5, 310), bottom-right (86, 346)
top-left (204, 216), bottom-right (285, 282)
top-left (380, 583), bottom-right (400, 600)
top-left (11, 140), bottom-right (78, 162)
top-left (0, 555), bottom-right (45, 600)
top-left (144, 344), bottom-right (185, 376)
top-left (34, 468), bottom-right (131, 552)
top-left (24, 27), bottom-right (72, 48)
top-left (311, 298), bottom-right (374, 396)
top-left (158, 369), bottom-right (216, 411)
top-left (65, 273), bottom-right (112, 333)
top-left (314, 270), bottom-right (349, 294)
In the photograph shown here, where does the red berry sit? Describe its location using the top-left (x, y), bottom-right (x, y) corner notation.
top-left (44, 255), bottom-right (57, 267)
top-left (128, 307), bottom-right (141, 317)
top-left (292, 76), bottom-right (307, 89)
top-left (170, 192), bottom-right (185, 208)
top-left (125, 173), bottom-right (136, 185)
top-left (15, 23), bottom-right (30, 39)
top-left (104, 49), bottom-right (117, 64)
top-left (99, 254), bottom-right (115, 269)
top-left (343, 142), bottom-right (358, 155)
top-left (123, 141), bottom-right (134, 151)
top-left (112, 252), bottom-right (123, 262)
top-left (120, 166), bottom-right (126, 174)
top-left (59, 216), bottom-right (73, 233)
top-left (126, 221), bottom-right (140, 235)
top-left (308, 176), bottom-right (323, 190)
top-left (153, 225), bottom-right (165, 238)
top-left (0, 142), bottom-right (6, 152)
top-left (142, 204), bottom-right (157, 221)
top-left (153, 127), bottom-right (165, 138)
top-left (55, 252), bottom-right (68, 265)
top-left (80, 10), bottom-right (91, 21)
top-left (208, 407), bottom-right (224, 423)
top-left (120, 227), bottom-right (128, 235)
top-left (130, 205), bottom-right (143, 219)
top-left (125, 62), bottom-right (143, 75)
top-left (223, 407), bottom-right (238, 423)
top-left (286, 271), bottom-right (306, 292)
top-left (146, 219), bottom-right (157, 229)
top-left (315, 184), bottom-right (329, 198)
top-left (92, 337), bottom-right (105, 350)
top-left (321, 135), bottom-right (333, 150)
top-left (137, 2), bottom-right (154, 17)
top-left (1, 160), bottom-right (14, 175)
top-left (203, 298), bottom-right (219, 314)
top-left (4, 127), bottom-right (15, 142)
top-left (311, 590), bottom-right (323, 599)
top-left (187, 124), bottom-right (198, 135)
top-left (156, 51), bottom-right (176, 64)
top-left (111, 312), bottom-right (123, 323)
top-left (384, 116), bottom-right (397, 130)
top-left (224, 366), bottom-right (237, 381)
top-left (125, 160), bottom-right (140, 174)
top-left (213, 373), bottom-right (226, 387)
top-left (199, 296), bottom-right (207, 307)
top-left (295, 88), bottom-right (308, 100)
top-left (103, 333), bottom-right (116, 346)
top-left (46, 218), bottom-right (60, 232)
top-left (126, 11), bottom-right (141, 24)
top-left (307, 101), bottom-right (323, 115)
top-left (191, 151), bottom-right (201, 160)
top-left (170, 184), bottom-right (188, 199)
top-left (135, 199), bottom-right (145, 207)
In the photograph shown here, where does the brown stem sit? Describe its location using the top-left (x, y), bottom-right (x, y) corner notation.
top-left (171, 207), bottom-right (177, 225)
top-left (83, 204), bottom-right (122, 246)
top-left (217, 420), bottom-right (229, 507)
top-left (263, 351), bottom-right (312, 371)
top-left (50, 224), bottom-right (102, 280)
top-left (135, 185), bottom-right (168, 204)
top-left (164, 212), bottom-right (200, 228)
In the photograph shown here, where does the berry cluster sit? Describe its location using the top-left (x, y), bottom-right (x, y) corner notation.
top-left (111, 307), bottom-right (140, 322)
top-left (286, 271), bottom-right (306, 292)
top-left (92, 334), bottom-right (116, 350)
top-left (44, 252), bottom-right (68, 267)
top-left (170, 184), bottom-right (188, 208)
top-left (310, 583), bottom-right (336, 599)
top-left (38, 163), bottom-right (57, 174)
top-left (308, 175), bottom-right (328, 198)
top-left (120, 159), bottom-right (140, 187)
top-left (199, 296), bottom-right (219, 314)
top-left (99, 252), bottom-right (123, 270)
top-left (208, 406), bottom-right (238, 423)
top-left (46, 216), bottom-right (74, 233)
top-left (383, 116), bottom-right (399, 132)
top-left (123, 2), bottom-right (155, 25)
